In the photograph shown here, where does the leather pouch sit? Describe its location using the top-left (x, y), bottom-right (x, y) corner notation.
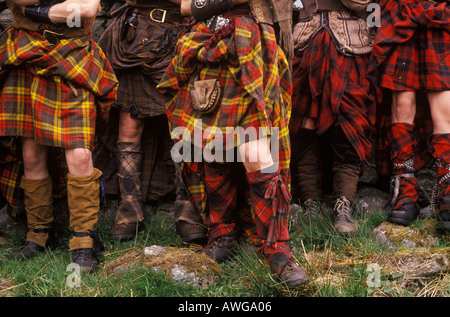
top-left (190, 68), bottom-right (223, 114)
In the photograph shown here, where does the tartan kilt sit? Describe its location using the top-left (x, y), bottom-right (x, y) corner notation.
top-left (158, 15), bottom-right (292, 184)
top-left (368, 0), bottom-right (450, 91)
top-left (0, 28), bottom-right (118, 150)
top-left (291, 30), bottom-right (377, 163)
top-left (92, 5), bottom-right (189, 201)
top-left (98, 5), bottom-right (189, 118)
top-left (158, 15), bottom-right (292, 247)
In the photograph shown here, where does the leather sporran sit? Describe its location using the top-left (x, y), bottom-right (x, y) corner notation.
top-left (190, 68), bottom-right (223, 114)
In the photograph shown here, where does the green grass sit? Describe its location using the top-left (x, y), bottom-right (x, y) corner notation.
top-left (0, 200), bottom-right (449, 298)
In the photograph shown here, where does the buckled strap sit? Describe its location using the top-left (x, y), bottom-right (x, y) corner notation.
top-left (389, 173), bottom-right (415, 208)
top-left (41, 30), bottom-right (64, 45)
top-left (73, 230), bottom-right (104, 258)
top-left (133, 8), bottom-right (186, 24)
top-left (30, 228), bottom-right (50, 234)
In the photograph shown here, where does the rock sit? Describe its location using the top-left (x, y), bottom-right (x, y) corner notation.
top-left (381, 247), bottom-right (450, 278)
top-left (106, 245), bottom-right (222, 288)
top-left (372, 221), bottom-right (437, 249)
top-left (355, 185), bottom-right (391, 216)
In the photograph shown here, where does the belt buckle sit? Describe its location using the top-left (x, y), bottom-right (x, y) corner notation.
top-left (150, 8), bottom-right (166, 23)
top-left (42, 30), bottom-right (63, 45)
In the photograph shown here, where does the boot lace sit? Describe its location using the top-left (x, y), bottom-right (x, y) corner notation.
top-left (333, 197), bottom-right (355, 223)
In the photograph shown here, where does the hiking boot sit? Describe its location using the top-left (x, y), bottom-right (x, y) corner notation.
top-left (332, 196), bottom-right (358, 235)
top-left (200, 231), bottom-right (239, 263)
top-left (302, 199), bottom-right (319, 220)
top-left (11, 241), bottom-right (45, 260)
top-left (387, 174), bottom-right (420, 226)
top-left (176, 220), bottom-right (207, 245)
top-left (72, 248), bottom-right (98, 273)
top-left (277, 258), bottom-right (308, 288)
top-left (109, 222), bottom-right (142, 241)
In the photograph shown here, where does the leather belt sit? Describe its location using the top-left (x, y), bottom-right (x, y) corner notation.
top-left (41, 29), bottom-right (65, 45)
top-left (134, 8), bottom-right (187, 24)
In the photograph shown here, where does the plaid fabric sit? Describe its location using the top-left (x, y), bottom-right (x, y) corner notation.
top-left (246, 169), bottom-right (292, 272)
top-left (389, 122), bottom-right (419, 209)
top-left (374, 91), bottom-right (433, 177)
top-left (0, 28), bottom-right (118, 149)
top-left (93, 110), bottom-right (176, 201)
top-left (114, 141), bottom-right (144, 224)
top-left (429, 133), bottom-right (450, 212)
top-left (203, 162), bottom-right (239, 240)
top-left (290, 30), bottom-right (376, 163)
top-left (158, 15), bottom-right (292, 180)
top-left (99, 5), bottom-right (189, 117)
top-left (158, 14), bottom-right (292, 257)
top-left (389, 122), bottom-right (417, 173)
top-left (0, 137), bottom-right (68, 217)
top-left (368, 0), bottom-right (450, 91)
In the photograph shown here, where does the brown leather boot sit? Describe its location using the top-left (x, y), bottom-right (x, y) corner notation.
top-left (12, 177), bottom-right (53, 260)
top-left (332, 196), bottom-right (358, 235)
top-left (277, 258), bottom-right (308, 288)
top-left (110, 142), bottom-right (144, 240)
top-left (387, 123), bottom-right (420, 226)
top-left (200, 231), bottom-right (240, 263)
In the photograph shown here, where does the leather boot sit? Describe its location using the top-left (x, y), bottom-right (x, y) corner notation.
top-left (173, 162), bottom-right (206, 244)
top-left (200, 230), bottom-right (240, 263)
top-left (11, 177), bottom-right (53, 260)
top-left (387, 123), bottom-right (419, 226)
top-left (332, 196), bottom-right (358, 235)
top-left (245, 167), bottom-right (307, 287)
top-left (277, 258), bottom-right (308, 288)
top-left (109, 142), bottom-right (144, 240)
top-left (429, 133), bottom-right (450, 230)
top-left (67, 168), bottom-right (104, 273)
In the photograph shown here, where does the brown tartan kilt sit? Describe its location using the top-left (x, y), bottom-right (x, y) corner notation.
top-left (93, 5), bottom-right (189, 201)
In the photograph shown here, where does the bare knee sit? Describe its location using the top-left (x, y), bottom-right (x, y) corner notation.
top-left (239, 138), bottom-right (275, 172)
top-left (22, 138), bottom-right (48, 179)
top-left (65, 148), bottom-right (94, 176)
top-left (118, 111), bottom-right (144, 142)
top-left (391, 91), bottom-right (416, 123)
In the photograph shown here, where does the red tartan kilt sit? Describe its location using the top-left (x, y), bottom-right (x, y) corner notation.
top-left (370, 0), bottom-right (450, 91)
top-left (0, 67), bottom-right (97, 149)
top-left (291, 30), bottom-right (376, 162)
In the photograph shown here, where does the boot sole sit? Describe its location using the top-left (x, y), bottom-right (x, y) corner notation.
top-left (183, 233), bottom-right (207, 245)
top-left (387, 216), bottom-right (414, 226)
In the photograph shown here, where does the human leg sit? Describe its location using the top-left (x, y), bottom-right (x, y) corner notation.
top-left (387, 91), bottom-right (420, 225)
top-left (12, 138), bottom-right (52, 259)
top-left (200, 161), bottom-right (240, 262)
top-left (240, 137), bottom-right (308, 287)
top-left (292, 125), bottom-right (322, 220)
top-left (65, 148), bottom-right (104, 273)
top-left (329, 125), bottom-right (361, 235)
top-left (109, 110), bottom-right (145, 240)
top-left (428, 91), bottom-right (450, 229)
